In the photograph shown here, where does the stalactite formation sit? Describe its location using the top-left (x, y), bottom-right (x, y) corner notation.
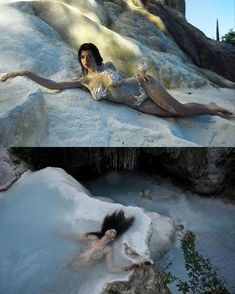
top-left (107, 148), bottom-right (140, 171)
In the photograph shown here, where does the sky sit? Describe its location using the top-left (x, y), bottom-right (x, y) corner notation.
top-left (186, 0), bottom-right (235, 39)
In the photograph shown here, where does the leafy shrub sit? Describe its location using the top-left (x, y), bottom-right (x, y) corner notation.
top-left (161, 231), bottom-right (230, 294)
top-left (222, 30), bottom-right (235, 46)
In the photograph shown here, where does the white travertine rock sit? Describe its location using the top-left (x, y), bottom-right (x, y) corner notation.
top-left (96, 196), bottom-right (115, 203)
top-left (0, 4), bottom-right (80, 79)
top-left (33, 0), bottom-right (208, 88)
top-left (0, 165), bottom-right (173, 291)
top-left (0, 1), bottom-right (234, 147)
top-left (147, 211), bottom-right (176, 258)
top-left (55, 0), bottom-right (111, 26)
top-left (10, 167), bottom-right (156, 293)
top-left (0, 77), bottom-right (48, 146)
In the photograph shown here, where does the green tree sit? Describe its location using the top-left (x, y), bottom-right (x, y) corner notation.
top-left (216, 19), bottom-right (220, 41)
top-left (222, 30), bottom-right (235, 46)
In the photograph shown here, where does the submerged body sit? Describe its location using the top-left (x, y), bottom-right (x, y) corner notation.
top-left (60, 212), bottom-right (138, 274)
top-left (66, 236), bottom-right (109, 270)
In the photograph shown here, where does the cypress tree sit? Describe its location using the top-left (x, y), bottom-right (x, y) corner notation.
top-left (216, 19), bottom-right (220, 41)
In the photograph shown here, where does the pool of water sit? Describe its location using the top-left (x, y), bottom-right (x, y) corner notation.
top-left (0, 175), bottom-right (87, 294)
top-left (1, 169), bottom-right (234, 293)
top-left (83, 171), bottom-right (235, 293)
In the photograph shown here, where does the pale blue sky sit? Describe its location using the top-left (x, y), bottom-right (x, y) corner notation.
top-left (186, 0), bottom-right (235, 39)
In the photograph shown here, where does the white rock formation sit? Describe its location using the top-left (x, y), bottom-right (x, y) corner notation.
top-left (147, 211), bottom-right (176, 258)
top-left (33, 0), bottom-right (207, 87)
top-left (0, 78), bottom-right (47, 146)
top-left (0, 1), bottom-right (234, 146)
top-left (0, 166), bottom-right (174, 293)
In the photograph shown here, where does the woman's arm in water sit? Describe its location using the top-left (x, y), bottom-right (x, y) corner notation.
top-left (1, 71), bottom-right (83, 90)
top-left (56, 231), bottom-right (97, 243)
top-left (105, 246), bottom-right (139, 273)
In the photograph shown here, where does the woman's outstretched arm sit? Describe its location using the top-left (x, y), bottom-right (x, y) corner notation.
top-left (56, 230), bottom-right (99, 243)
top-left (1, 71), bottom-right (82, 90)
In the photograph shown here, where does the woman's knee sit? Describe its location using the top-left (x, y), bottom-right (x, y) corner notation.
top-left (176, 106), bottom-right (188, 116)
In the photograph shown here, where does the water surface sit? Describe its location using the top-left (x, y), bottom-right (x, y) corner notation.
top-left (84, 171), bottom-right (235, 292)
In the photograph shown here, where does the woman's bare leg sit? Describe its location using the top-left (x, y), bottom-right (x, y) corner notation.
top-left (140, 77), bottom-right (232, 117)
top-left (183, 102), bottom-right (232, 116)
top-left (133, 100), bottom-right (176, 117)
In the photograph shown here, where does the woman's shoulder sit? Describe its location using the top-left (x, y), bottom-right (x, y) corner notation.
top-left (104, 62), bottom-right (117, 72)
top-left (103, 62), bottom-right (125, 80)
top-left (87, 234), bottom-right (99, 240)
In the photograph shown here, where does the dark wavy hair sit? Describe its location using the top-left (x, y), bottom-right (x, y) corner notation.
top-left (87, 210), bottom-right (135, 240)
top-left (78, 43), bottom-right (103, 76)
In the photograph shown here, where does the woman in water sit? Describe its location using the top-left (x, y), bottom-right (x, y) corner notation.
top-left (60, 210), bottom-right (139, 273)
top-left (1, 43), bottom-right (232, 117)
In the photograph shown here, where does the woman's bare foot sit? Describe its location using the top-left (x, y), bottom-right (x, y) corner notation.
top-left (44, 88), bottom-right (61, 94)
top-left (208, 102), bottom-right (233, 116)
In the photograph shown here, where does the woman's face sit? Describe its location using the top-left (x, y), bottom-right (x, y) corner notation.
top-left (105, 229), bottom-right (117, 241)
top-left (80, 50), bottom-right (97, 70)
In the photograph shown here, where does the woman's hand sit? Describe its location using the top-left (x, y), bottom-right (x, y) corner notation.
top-left (1, 71), bottom-right (26, 82)
top-left (136, 62), bottom-right (151, 84)
top-left (124, 263), bottom-right (140, 271)
top-left (136, 71), bottom-right (151, 84)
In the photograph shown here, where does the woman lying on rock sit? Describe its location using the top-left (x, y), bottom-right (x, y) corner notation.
top-left (59, 209), bottom-right (139, 273)
top-left (1, 43), bottom-right (232, 117)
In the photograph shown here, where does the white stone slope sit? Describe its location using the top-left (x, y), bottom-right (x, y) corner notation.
top-left (0, 1), bottom-right (234, 146)
top-left (8, 166), bottom-right (175, 294)
top-left (0, 78), bottom-right (47, 146)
